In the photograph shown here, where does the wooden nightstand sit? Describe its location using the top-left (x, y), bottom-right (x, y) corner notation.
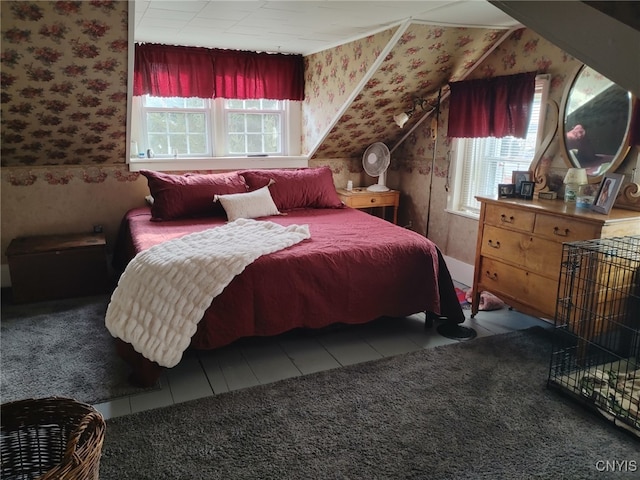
top-left (6, 232), bottom-right (111, 303)
top-left (337, 187), bottom-right (400, 224)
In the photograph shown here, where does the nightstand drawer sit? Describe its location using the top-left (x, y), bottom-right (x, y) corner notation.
top-left (348, 193), bottom-right (395, 208)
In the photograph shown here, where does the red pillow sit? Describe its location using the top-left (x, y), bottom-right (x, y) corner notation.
top-left (239, 167), bottom-right (343, 211)
top-left (140, 170), bottom-right (248, 220)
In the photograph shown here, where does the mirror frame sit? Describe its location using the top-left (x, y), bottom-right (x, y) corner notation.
top-left (557, 64), bottom-right (635, 184)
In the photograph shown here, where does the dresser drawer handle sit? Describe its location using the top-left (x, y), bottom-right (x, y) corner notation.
top-left (500, 214), bottom-right (514, 224)
top-left (487, 240), bottom-right (501, 249)
top-left (485, 271), bottom-right (498, 281)
top-left (553, 227), bottom-right (570, 237)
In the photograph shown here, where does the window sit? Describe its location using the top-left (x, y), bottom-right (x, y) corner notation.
top-left (225, 99), bottom-right (284, 155)
top-left (448, 75), bottom-right (550, 217)
top-left (129, 96), bottom-right (303, 171)
top-left (143, 97), bottom-right (209, 157)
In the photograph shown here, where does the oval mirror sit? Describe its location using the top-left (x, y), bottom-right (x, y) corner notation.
top-left (558, 65), bottom-right (634, 183)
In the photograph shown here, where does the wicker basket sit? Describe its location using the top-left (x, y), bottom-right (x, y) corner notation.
top-left (1, 397), bottom-right (105, 480)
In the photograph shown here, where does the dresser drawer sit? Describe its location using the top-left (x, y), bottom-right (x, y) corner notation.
top-left (484, 204), bottom-right (535, 232)
top-left (534, 214), bottom-right (600, 242)
top-left (478, 257), bottom-right (557, 318)
top-left (480, 225), bottom-right (564, 278)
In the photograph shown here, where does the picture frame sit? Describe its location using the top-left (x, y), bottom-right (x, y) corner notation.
top-left (538, 191), bottom-right (557, 200)
top-left (512, 171), bottom-right (531, 195)
top-left (592, 172), bottom-right (624, 214)
top-left (498, 183), bottom-right (515, 198)
top-left (520, 181), bottom-right (535, 200)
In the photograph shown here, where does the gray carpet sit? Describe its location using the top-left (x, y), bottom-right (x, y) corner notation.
top-left (100, 327), bottom-right (639, 480)
top-left (1, 294), bottom-right (158, 405)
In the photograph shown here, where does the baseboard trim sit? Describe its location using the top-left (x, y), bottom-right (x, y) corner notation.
top-left (442, 255), bottom-right (473, 287)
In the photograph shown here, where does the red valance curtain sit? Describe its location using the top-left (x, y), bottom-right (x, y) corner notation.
top-left (134, 44), bottom-right (215, 98)
top-left (211, 49), bottom-right (304, 100)
top-left (447, 72), bottom-right (537, 139)
top-left (133, 43), bottom-right (305, 100)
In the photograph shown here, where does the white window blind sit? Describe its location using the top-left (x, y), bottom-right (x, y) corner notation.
top-left (450, 75), bottom-right (550, 216)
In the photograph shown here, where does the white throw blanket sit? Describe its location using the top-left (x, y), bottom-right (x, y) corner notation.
top-left (105, 218), bottom-right (310, 368)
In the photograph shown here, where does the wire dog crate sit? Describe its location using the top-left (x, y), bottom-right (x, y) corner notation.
top-left (548, 235), bottom-right (640, 437)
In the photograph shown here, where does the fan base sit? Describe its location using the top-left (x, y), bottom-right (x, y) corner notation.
top-left (366, 185), bottom-right (390, 192)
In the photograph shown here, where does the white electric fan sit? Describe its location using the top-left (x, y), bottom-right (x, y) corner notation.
top-left (362, 142), bottom-right (390, 192)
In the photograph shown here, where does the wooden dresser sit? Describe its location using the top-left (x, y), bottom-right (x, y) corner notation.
top-left (471, 196), bottom-right (640, 322)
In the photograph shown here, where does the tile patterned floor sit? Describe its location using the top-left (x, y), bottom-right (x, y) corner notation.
top-left (94, 285), bottom-right (551, 420)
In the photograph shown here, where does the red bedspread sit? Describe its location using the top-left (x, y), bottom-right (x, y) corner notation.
top-left (112, 206), bottom-right (464, 383)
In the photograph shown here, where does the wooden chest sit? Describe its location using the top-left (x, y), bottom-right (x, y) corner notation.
top-left (6, 233), bottom-right (110, 303)
top-left (472, 197), bottom-right (640, 322)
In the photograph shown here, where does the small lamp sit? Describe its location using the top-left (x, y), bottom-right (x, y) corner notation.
top-left (393, 112), bottom-right (410, 128)
top-left (563, 168), bottom-right (588, 203)
top-left (393, 97), bottom-right (434, 128)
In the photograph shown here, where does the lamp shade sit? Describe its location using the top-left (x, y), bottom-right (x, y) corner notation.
top-left (563, 168), bottom-right (588, 185)
top-left (393, 112), bottom-right (410, 128)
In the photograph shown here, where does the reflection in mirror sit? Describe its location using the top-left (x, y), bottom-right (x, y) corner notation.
top-left (560, 65), bottom-right (633, 182)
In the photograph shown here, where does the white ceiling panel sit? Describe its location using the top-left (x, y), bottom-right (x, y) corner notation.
top-left (134, 0), bottom-right (521, 54)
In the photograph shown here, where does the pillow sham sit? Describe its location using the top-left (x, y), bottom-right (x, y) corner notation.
top-left (214, 184), bottom-right (281, 222)
top-left (239, 167), bottom-right (343, 211)
top-left (140, 170), bottom-right (248, 221)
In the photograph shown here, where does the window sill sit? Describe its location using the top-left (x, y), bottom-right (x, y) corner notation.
top-left (444, 208), bottom-right (480, 221)
top-left (128, 156), bottom-right (308, 172)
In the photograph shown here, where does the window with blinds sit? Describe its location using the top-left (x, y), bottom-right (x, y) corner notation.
top-left (448, 75), bottom-right (550, 217)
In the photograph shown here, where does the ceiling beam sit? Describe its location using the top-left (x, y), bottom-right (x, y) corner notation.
top-left (490, 1), bottom-right (640, 96)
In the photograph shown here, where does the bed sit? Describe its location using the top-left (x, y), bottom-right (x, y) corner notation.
top-left (108, 167), bottom-right (465, 386)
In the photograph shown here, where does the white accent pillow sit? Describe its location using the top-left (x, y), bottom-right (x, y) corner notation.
top-left (214, 185), bottom-right (281, 222)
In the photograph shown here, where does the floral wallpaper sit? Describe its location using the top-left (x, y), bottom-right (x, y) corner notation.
top-left (1, 0), bottom-right (129, 169)
top-left (302, 27), bottom-right (397, 156)
top-left (0, 0), bottom-right (138, 277)
top-left (305, 23), bottom-right (505, 160)
top-left (395, 28), bottom-right (586, 263)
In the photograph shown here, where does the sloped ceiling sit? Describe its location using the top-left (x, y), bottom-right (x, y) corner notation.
top-left (311, 23), bottom-right (510, 160)
top-left (490, 1), bottom-right (640, 96)
top-left (584, 1), bottom-right (640, 32)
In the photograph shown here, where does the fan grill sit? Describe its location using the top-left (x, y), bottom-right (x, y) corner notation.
top-left (362, 142), bottom-right (390, 192)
